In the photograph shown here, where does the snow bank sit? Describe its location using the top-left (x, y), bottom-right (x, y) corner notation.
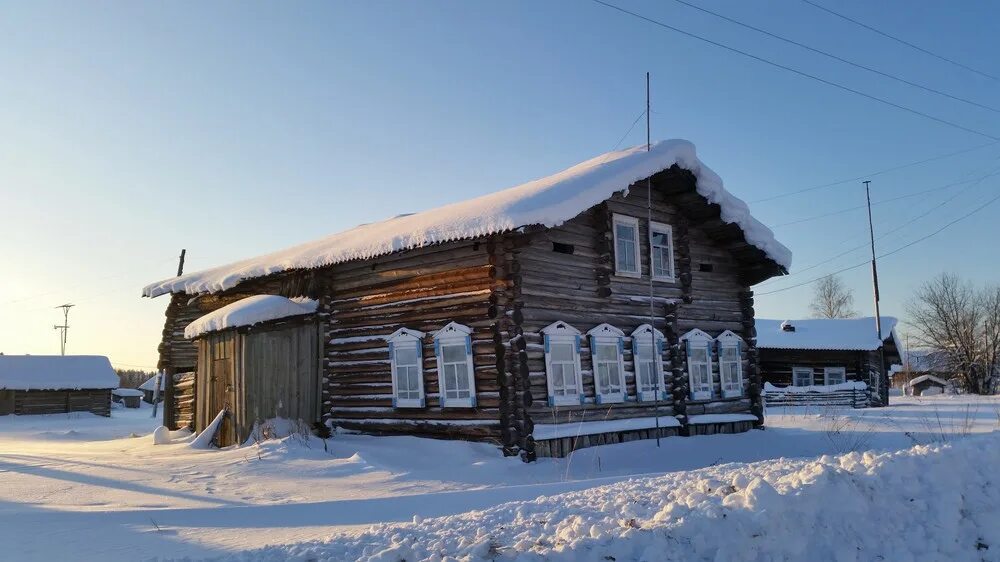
top-left (235, 433), bottom-right (1000, 561)
top-left (0, 355), bottom-right (118, 390)
top-left (756, 317), bottom-right (898, 351)
top-left (533, 416), bottom-right (681, 440)
top-left (764, 381), bottom-right (867, 394)
top-left (143, 140), bottom-right (791, 297)
top-left (184, 295), bottom-right (318, 339)
top-left (189, 410), bottom-right (227, 449)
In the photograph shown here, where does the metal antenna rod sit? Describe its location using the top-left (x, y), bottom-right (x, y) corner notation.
top-left (646, 72), bottom-right (661, 447)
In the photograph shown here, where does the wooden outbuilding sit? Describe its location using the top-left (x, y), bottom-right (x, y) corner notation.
top-left (185, 295), bottom-right (322, 446)
top-left (0, 355), bottom-right (118, 417)
top-left (906, 374), bottom-right (951, 396)
top-left (756, 317), bottom-right (902, 408)
top-left (138, 374), bottom-right (165, 404)
top-left (112, 388), bottom-right (143, 408)
top-left (144, 139), bottom-right (792, 458)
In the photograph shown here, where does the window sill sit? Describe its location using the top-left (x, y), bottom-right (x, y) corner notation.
top-left (651, 276), bottom-right (676, 283)
top-left (613, 271), bottom-right (642, 279)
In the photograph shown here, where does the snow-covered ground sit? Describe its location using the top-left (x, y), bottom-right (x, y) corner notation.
top-left (0, 396), bottom-right (997, 561)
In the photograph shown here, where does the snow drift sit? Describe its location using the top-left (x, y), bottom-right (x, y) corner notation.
top-left (143, 140), bottom-right (791, 297)
top-left (233, 433), bottom-right (1000, 561)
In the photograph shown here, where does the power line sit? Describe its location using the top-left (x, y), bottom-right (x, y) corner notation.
top-left (761, 167), bottom-right (994, 283)
top-left (750, 141), bottom-right (998, 203)
top-left (756, 185), bottom-right (1000, 296)
top-left (670, 0), bottom-right (1000, 113)
top-left (611, 109), bottom-right (648, 153)
top-left (769, 168), bottom-right (1000, 228)
top-left (798, 0), bottom-right (1000, 83)
top-left (590, 0), bottom-right (1000, 141)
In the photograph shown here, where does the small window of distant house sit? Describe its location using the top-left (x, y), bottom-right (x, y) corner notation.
top-left (613, 214), bottom-right (641, 277)
top-left (631, 324), bottom-right (666, 402)
top-left (792, 367), bottom-right (813, 387)
top-left (717, 330), bottom-right (743, 398)
top-left (824, 366), bottom-right (846, 386)
top-left (542, 321), bottom-right (584, 406)
top-left (433, 322), bottom-right (477, 408)
top-left (683, 329), bottom-right (714, 400)
top-left (387, 328), bottom-right (426, 408)
top-left (649, 221), bottom-right (675, 281)
top-left (587, 324), bottom-right (626, 404)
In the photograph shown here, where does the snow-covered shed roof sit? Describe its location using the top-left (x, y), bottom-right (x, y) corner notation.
top-left (0, 355), bottom-right (119, 391)
top-left (138, 375), bottom-right (166, 392)
top-left (755, 317), bottom-right (899, 351)
top-left (143, 140), bottom-right (791, 297)
top-left (184, 295), bottom-right (319, 339)
top-left (907, 374), bottom-right (950, 387)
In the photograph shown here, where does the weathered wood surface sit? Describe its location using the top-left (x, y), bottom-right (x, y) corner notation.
top-left (10, 389), bottom-right (110, 417)
top-left (172, 372), bottom-right (196, 430)
top-left (763, 388), bottom-right (869, 408)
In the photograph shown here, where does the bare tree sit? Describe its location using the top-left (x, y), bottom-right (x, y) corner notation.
top-left (907, 273), bottom-right (999, 394)
top-left (810, 275), bottom-right (858, 319)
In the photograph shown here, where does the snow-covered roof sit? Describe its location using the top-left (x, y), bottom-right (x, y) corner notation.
top-left (138, 375), bottom-right (166, 392)
top-left (0, 355), bottom-right (119, 391)
top-left (143, 140), bottom-right (791, 297)
top-left (907, 374), bottom-right (950, 387)
top-left (755, 317), bottom-right (899, 351)
top-left (184, 295), bottom-right (319, 339)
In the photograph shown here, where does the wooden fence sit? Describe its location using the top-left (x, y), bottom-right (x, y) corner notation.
top-left (763, 387), bottom-right (869, 409)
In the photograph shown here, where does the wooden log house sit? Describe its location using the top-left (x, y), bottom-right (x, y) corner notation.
top-left (0, 355), bottom-right (118, 417)
top-left (144, 140), bottom-right (792, 458)
top-left (756, 317), bottom-right (902, 408)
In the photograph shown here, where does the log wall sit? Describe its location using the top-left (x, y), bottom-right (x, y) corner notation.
top-left (10, 389), bottom-right (111, 417)
top-left (510, 173), bottom-right (759, 455)
top-left (320, 238), bottom-right (503, 441)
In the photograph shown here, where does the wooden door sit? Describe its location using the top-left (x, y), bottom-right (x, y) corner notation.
top-left (209, 335), bottom-right (238, 446)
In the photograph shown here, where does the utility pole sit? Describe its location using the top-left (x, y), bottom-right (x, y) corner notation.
top-left (155, 249), bottom-right (186, 421)
top-left (53, 304), bottom-right (74, 355)
top-left (864, 180), bottom-right (886, 404)
top-left (645, 72), bottom-right (661, 447)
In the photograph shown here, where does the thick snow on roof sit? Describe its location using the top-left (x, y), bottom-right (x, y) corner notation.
top-left (756, 317), bottom-right (898, 351)
top-left (0, 355), bottom-right (119, 391)
top-left (138, 375), bottom-right (166, 392)
top-left (143, 140), bottom-right (791, 297)
top-left (184, 295), bottom-right (318, 339)
top-left (907, 374), bottom-right (951, 387)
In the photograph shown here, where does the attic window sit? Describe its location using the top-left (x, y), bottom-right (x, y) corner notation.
top-left (552, 242), bottom-right (575, 255)
top-left (698, 263), bottom-right (714, 272)
top-left (781, 320), bottom-right (795, 332)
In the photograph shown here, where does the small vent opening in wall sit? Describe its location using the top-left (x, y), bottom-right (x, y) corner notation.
top-left (699, 263), bottom-right (714, 272)
top-left (552, 242), bottom-right (575, 255)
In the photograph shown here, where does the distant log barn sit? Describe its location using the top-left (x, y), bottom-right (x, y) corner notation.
top-left (0, 355), bottom-right (118, 416)
top-left (143, 140), bottom-right (792, 458)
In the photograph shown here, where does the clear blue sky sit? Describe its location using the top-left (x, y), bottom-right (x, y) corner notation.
top-left (2, 1), bottom-right (998, 370)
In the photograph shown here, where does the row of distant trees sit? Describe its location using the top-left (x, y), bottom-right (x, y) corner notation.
top-left (116, 369), bottom-right (156, 389)
top-left (807, 273), bottom-right (999, 394)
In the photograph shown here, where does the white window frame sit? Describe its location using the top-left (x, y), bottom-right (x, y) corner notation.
top-left (612, 214), bottom-right (641, 278)
top-left (386, 328), bottom-right (426, 408)
top-left (433, 322), bottom-right (477, 408)
top-left (716, 330), bottom-right (743, 398)
top-left (682, 329), bottom-right (714, 401)
top-left (649, 220), bottom-right (676, 282)
top-left (792, 366), bottom-right (813, 387)
top-left (587, 323), bottom-right (626, 404)
top-left (542, 321), bottom-right (584, 406)
top-left (631, 324), bottom-right (667, 402)
top-left (824, 366), bottom-right (847, 386)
